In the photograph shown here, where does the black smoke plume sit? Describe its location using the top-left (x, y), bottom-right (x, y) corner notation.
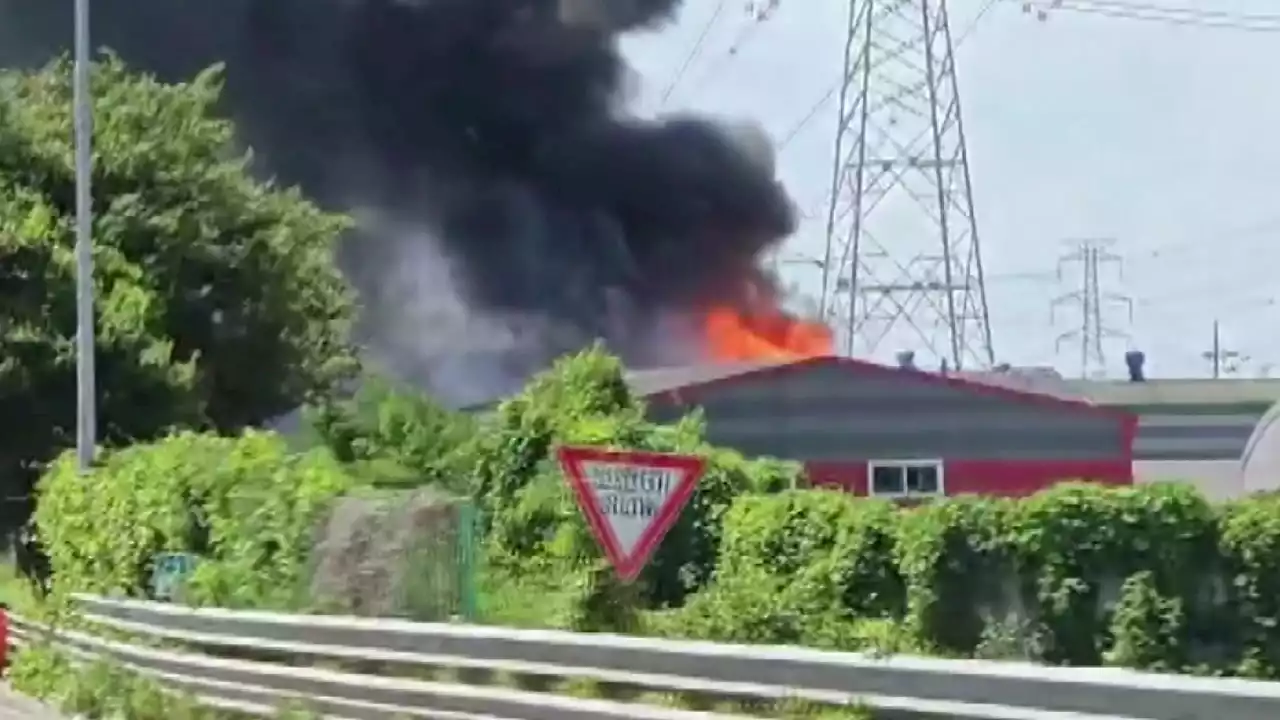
top-left (0, 0), bottom-right (797, 402)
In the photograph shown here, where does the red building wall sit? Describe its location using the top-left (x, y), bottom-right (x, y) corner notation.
top-left (636, 357), bottom-right (1138, 499)
top-left (805, 459), bottom-right (1133, 498)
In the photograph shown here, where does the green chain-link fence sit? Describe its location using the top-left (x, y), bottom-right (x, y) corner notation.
top-left (299, 491), bottom-right (484, 621)
top-left (396, 499), bottom-right (480, 621)
top-left (147, 492), bottom-right (484, 621)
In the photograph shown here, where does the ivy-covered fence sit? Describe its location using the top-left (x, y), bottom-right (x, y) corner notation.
top-left (34, 431), bottom-right (483, 621)
top-left (660, 482), bottom-right (1280, 678)
top-left (25, 348), bottom-right (1280, 682)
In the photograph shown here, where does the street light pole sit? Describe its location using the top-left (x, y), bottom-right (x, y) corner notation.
top-left (73, 0), bottom-right (97, 471)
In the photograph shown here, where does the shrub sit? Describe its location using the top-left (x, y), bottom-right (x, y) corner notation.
top-left (469, 344), bottom-right (645, 526)
top-left (1217, 491), bottom-right (1280, 677)
top-left (1005, 482), bottom-right (1217, 665)
top-left (664, 488), bottom-right (905, 647)
top-left (35, 429), bottom-right (355, 608)
top-left (653, 561), bottom-right (822, 646)
top-left (643, 435), bottom-right (803, 606)
top-left (38, 338), bottom-right (1280, 682)
top-left (655, 559), bottom-right (924, 655)
top-left (302, 372), bottom-right (476, 492)
top-left (473, 345), bottom-right (803, 612)
top-left (1104, 571), bottom-right (1187, 671)
top-left (667, 481), bottom-right (1263, 675)
top-left (895, 496), bottom-right (1015, 654)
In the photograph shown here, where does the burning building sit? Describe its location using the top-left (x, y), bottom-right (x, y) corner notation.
top-left (629, 357), bottom-right (1137, 498)
top-left (0, 1), bottom-right (1147, 499)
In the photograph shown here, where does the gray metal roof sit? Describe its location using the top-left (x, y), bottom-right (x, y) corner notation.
top-left (623, 359), bottom-right (790, 397)
top-left (1065, 378), bottom-right (1280, 408)
top-left (625, 360), bottom-right (1280, 411)
top-left (947, 366), bottom-right (1087, 401)
top-left (461, 349), bottom-right (1280, 414)
top-left (919, 363), bottom-right (1280, 409)
top-left (629, 360), bottom-right (1102, 404)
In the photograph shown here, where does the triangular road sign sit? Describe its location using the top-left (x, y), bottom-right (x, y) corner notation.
top-left (556, 446), bottom-right (707, 583)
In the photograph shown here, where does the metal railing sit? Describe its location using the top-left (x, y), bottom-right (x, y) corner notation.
top-left (7, 594), bottom-right (1280, 719)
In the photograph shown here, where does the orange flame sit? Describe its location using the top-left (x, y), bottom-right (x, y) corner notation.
top-left (703, 306), bottom-right (833, 362)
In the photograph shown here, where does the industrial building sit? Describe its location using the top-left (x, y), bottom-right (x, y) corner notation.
top-left (458, 346), bottom-right (1280, 500)
top-left (1063, 375), bottom-right (1280, 500)
top-left (629, 356), bottom-right (1136, 499)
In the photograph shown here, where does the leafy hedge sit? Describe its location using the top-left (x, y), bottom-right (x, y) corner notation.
top-left (30, 345), bottom-right (803, 631)
top-left (26, 343), bottom-right (1280, 685)
top-left (664, 482), bottom-right (1280, 678)
top-left (35, 430), bottom-right (356, 609)
top-left (470, 346), bottom-right (803, 625)
top-left (303, 372), bottom-right (476, 493)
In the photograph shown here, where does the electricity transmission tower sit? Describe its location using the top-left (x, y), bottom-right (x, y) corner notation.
top-left (1050, 239), bottom-right (1132, 379)
top-left (818, 0), bottom-right (993, 369)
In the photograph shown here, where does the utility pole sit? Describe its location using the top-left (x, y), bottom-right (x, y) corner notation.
top-left (819, 0), bottom-right (993, 368)
top-left (73, 0), bottom-right (97, 471)
top-left (1202, 320), bottom-right (1248, 378)
top-left (1050, 239), bottom-right (1132, 378)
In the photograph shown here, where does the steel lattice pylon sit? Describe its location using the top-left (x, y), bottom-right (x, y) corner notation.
top-left (819, 0), bottom-right (993, 369)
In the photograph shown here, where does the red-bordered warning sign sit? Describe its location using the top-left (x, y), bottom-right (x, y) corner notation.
top-left (556, 446), bottom-right (707, 583)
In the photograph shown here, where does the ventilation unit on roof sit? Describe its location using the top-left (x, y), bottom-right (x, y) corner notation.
top-left (1125, 350), bottom-right (1146, 382)
top-left (896, 350), bottom-right (917, 370)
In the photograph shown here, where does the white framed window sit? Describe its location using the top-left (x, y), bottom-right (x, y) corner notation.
top-left (868, 459), bottom-right (944, 498)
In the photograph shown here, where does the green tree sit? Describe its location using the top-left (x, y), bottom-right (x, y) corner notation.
top-left (302, 373), bottom-right (477, 492)
top-left (0, 55), bottom-right (357, 500)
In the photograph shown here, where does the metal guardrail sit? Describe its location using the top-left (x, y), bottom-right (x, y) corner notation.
top-left (5, 594), bottom-right (1280, 719)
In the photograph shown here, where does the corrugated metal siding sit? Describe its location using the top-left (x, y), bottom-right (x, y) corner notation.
top-left (809, 460), bottom-right (1131, 497)
top-left (704, 425), bottom-right (1121, 461)
top-left (1134, 412), bottom-right (1264, 460)
top-left (654, 362), bottom-right (1128, 462)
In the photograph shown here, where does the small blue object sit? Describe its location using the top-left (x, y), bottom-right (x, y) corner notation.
top-left (150, 552), bottom-right (198, 601)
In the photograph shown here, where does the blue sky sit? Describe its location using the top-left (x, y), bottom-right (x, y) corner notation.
top-left (619, 0), bottom-right (1280, 378)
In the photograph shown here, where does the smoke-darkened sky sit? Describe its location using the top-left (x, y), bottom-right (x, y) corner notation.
top-left (0, 0), bottom-right (796, 400)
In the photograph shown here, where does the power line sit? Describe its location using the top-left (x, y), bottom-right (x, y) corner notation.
top-left (777, 84), bottom-right (838, 150)
top-left (685, 0), bottom-right (782, 95)
top-left (986, 211), bottom-right (1280, 311)
top-left (659, 0), bottom-right (729, 106)
top-left (776, 0), bottom-right (1280, 153)
top-left (776, 0), bottom-right (1001, 152)
top-left (790, 207), bottom-right (1280, 324)
top-left (1026, 0), bottom-right (1280, 32)
top-left (1066, 0), bottom-right (1280, 23)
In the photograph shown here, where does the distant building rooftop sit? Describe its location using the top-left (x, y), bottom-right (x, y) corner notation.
top-left (951, 370), bottom-right (1280, 410)
top-left (947, 366), bottom-right (1084, 401)
top-left (623, 359), bottom-right (788, 397)
top-left (462, 347), bottom-right (1280, 415)
top-left (1066, 377), bottom-right (1280, 411)
top-left (627, 360), bottom-right (1280, 413)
